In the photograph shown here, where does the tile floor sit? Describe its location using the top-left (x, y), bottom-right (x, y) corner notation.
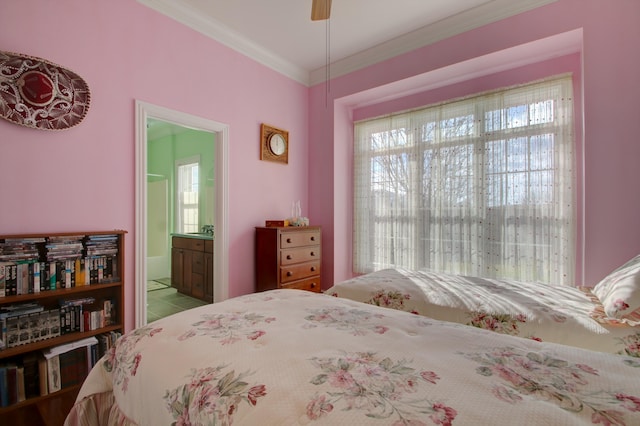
top-left (147, 279), bottom-right (209, 323)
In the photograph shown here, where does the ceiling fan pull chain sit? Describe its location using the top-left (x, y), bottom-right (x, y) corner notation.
top-left (325, 17), bottom-right (331, 107)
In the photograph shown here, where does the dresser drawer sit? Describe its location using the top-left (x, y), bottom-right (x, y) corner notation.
top-left (191, 251), bottom-right (204, 274)
top-left (280, 260), bottom-right (320, 283)
top-left (173, 236), bottom-right (206, 251)
top-left (191, 272), bottom-right (204, 299)
top-left (280, 276), bottom-right (321, 292)
top-left (280, 231), bottom-right (321, 249)
top-left (280, 246), bottom-right (320, 265)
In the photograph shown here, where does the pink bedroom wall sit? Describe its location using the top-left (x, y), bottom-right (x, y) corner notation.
top-left (0, 1), bottom-right (310, 331)
top-left (309, 0), bottom-right (640, 287)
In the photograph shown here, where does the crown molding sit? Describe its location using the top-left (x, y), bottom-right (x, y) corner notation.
top-left (308, 0), bottom-right (559, 85)
top-left (138, 0), bottom-right (558, 87)
top-left (136, 0), bottom-right (310, 85)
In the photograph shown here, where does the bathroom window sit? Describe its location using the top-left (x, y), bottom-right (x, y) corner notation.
top-left (176, 156), bottom-right (200, 234)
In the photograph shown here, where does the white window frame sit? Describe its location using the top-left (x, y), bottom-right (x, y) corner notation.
top-left (175, 155), bottom-right (200, 234)
top-left (353, 76), bottom-right (575, 285)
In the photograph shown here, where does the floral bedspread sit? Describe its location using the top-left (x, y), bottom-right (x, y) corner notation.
top-left (326, 269), bottom-right (640, 358)
top-left (66, 289), bottom-right (640, 425)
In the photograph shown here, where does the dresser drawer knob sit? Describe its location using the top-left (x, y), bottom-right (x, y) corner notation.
top-left (287, 271), bottom-right (293, 277)
top-left (310, 282), bottom-right (316, 288)
top-left (286, 255), bottom-right (292, 260)
top-left (311, 266), bottom-right (316, 272)
top-left (310, 251), bottom-right (315, 257)
top-left (286, 238), bottom-right (292, 243)
top-left (310, 236), bottom-right (316, 241)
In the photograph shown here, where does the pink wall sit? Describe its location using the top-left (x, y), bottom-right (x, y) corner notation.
top-left (309, 0), bottom-right (640, 287)
top-left (0, 1), bottom-right (310, 331)
top-left (2, 0), bottom-right (639, 332)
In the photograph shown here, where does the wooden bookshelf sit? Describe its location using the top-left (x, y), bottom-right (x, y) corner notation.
top-left (0, 230), bottom-right (126, 426)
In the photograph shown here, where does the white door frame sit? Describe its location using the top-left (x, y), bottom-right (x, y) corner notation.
top-left (135, 100), bottom-right (230, 327)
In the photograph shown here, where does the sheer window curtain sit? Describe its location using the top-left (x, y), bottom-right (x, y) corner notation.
top-left (353, 75), bottom-right (575, 285)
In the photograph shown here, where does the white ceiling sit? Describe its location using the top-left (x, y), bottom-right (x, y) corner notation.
top-left (137, 0), bottom-right (557, 85)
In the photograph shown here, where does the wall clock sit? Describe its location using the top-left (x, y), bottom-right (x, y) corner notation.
top-left (260, 123), bottom-right (288, 164)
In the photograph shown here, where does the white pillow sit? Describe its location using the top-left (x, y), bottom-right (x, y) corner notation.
top-left (592, 254), bottom-right (640, 319)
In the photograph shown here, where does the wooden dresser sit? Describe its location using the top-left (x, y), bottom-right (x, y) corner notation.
top-left (255, 226), bottom-right (321, 293)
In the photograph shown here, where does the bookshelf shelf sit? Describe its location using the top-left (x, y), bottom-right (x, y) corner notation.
top-left (0, 230), bottom-right (126, 426)
top-left (0, 382), bottom-right (80, 413)
top-left (0, 281), bottom-right (121, 306)
top-left (0, 323), bottom-right (122, 360)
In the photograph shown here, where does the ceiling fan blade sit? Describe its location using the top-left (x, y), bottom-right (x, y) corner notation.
top-left (311, 0), bottom-right (332, 21)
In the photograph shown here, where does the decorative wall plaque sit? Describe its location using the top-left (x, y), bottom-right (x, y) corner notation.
top-left (0, 50), bottom-right (90, 130)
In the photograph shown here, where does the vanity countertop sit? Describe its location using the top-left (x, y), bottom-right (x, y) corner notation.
top-left (171, 233), bottom-right (213, 240)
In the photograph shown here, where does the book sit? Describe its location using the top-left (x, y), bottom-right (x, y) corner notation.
top-left (89, 343), bottom-right (99, 369)
top-left (50, 261), bottom-right (57, 290)
top-left (56, 261), bottom-right (65, 289)
top-left (0, 366), bottom-right (7, 407)
top-left (33, 262), bottom-right (40, 293)
top-left (59, 306), bottom-right (68, 334)
top-left (46, 355), bottom-right (61, 393)
top-left (0, 318), bottom-right (5, 350)
top-left (6, 364), bottom-right (17, 405)
top-left (16, 366), bottom-right (25, 402)
top-left (64, 260), bottom-right (72, 289)
top-left (75, 258), bottom-right (86, 286)
top-left (0, 302), bottom-right (44, 319)
top-left (5, 316), bottom-right (19, 348)
top-left (0, 262), bottom-right (6, 297)
top-left (36, 310), bottom-right (49, 341)
top-left (3, 264), bottom-right (15, 296)
top-left (37, 353), bottom-right (48, 396)
top-left (43, 336), bottom-right (98, 359)
top-left (90, 309), bottom-right (104, 330)
top-left (60, 297), bottom-right (96, 307)
top-left (17, 313), bottom-right (31, 346)
top-left (40, 261), bottom-right (48, 291)
top-left (13, 260), bottom-right (37, 295)
top-left (28, 311), bottom-right (42, 342)
top-left (97, 331), bottom-right (120, 358)
top-left (48, 308), bottom-right (61, 338)
top-left (59, 346), bottom-right (88, 389)
top-left (22, 353), bottom-right (40, 399)
top-left (103, 299), bottom-right (114, 326)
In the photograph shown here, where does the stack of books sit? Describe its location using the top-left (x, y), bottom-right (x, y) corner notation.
top-left (0, 238), bottom-right (45, 297)
top-left (0, 298), bottom-right (115, 351)
top-left (0, 332), bottom-right (121, 406)
top-left (0, 234), bottom-right (121, 297)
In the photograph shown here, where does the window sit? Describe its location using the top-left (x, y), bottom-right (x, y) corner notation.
top-left (176, 157), bottom-right (200, 234)
top-left (353, 76), bottom-right (575, 285)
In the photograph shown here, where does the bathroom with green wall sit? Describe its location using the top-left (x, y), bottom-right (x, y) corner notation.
top-left (147, 122), bottom-right (216, 281)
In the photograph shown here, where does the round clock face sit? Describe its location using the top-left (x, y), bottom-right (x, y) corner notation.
top-left (269, 133), bottom-right (286, 156)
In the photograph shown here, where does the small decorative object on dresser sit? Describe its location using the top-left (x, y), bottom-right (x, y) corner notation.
top-left (287, 200), bottom-right (309, 227)
top-left (255, 226), bottom-right (321, 293)
top-left (265, 220), bottom-right (289, 227)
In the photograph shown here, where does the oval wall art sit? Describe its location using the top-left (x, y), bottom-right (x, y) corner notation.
top-left (0, 50), bottom-right (90, 130)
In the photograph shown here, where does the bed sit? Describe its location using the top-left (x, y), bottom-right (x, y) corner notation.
top-left (325, 256), bottom-right (640, 358)
top-left (65, 289), bottom-right (640, 425)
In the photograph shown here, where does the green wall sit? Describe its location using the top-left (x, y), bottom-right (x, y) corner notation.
top-left (148, 127), bottom-right (216, 236)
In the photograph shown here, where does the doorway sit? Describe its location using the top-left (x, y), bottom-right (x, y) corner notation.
top-left (135, 101), bottom-right (229, 328)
